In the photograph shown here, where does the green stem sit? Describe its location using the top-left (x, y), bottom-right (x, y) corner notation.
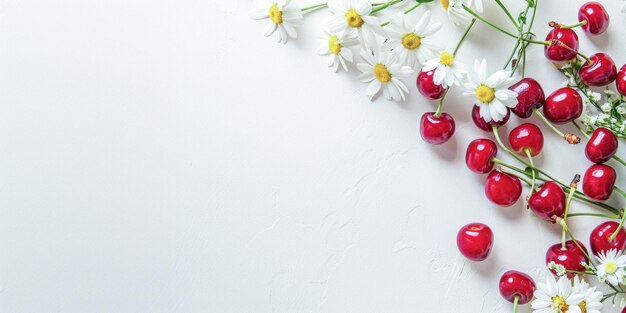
top-left (301, 3), bottom-right (327, 12)
top-left (615, 186), bottom-right (626, 199)
top-left (462, 5), bottom-right (518, 38)
top-left (563, 175), bottom-right (579, 220)
top-left (568, 212), bottom-right (620, 219)
top-left (560, 20), bottom-right (587, 29)
top-left (524, 149), bottom-right (536, 199)
top-left (513, 295), bottom-right (519, 313)
top-left (453, 18), bottom-right (476, 56)
top-left (371, 0), bottom-right (402, 14)
top-left (494, 0), bottom-right (520, 30)
top-left (434, 90), bottom-right (449, 118)
top-left (532, 108), bottom-right (566, 138)
top-left (610, 208), bottom-right (626, 241)
top-left (560, 220), bottom-right (596, 270)
top-left (492, 125), bottom-right (528, 165)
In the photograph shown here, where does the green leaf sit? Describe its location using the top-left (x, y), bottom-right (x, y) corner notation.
top-left (525, 0), bottom-right (536, 8)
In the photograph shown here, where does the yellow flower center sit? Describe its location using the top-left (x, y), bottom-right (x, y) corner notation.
top-left (269, 3), bottom-right (283, 25)
top-left (579, 301), bottom-right (587, 313)
top-left (401, 33), bottom-right (421, 50)
top-left (475, 84), bottom-right (496, 103)
top-left (374, 64), bottom-right (392, 83)
top-left (552, 296), bottom-right (569, 312)
top-left (605, 260), bottom-right (618, 274)
top-left (345, 8), bottom-right (364, 28)
top-left (440, 52), bottom-right (454, 66)
top-left (328, 35), bottom-right (342, 55)
top-left (441, 0), bottom-right (450, 11)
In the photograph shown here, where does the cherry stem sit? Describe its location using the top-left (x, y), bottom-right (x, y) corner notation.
top-left (553, 40), bottom-right (592, 64)
top-left (531, 108), bottom-right (580, 144)
top-left (512, 295), bottom-right (519, 313)
top-left (559, 219), bottom-right (596, 270)
top-left (568, 212), bottom-right (621, 219)
top-left (524, 149), bottom-right (536, 201)
top-left (301, 3), bottom-right (328, 12)
top-left (560, 20), bottom-right (588, 29)
top-left (563, 175), bottom-right (580, 220)
top-left (609, 208), bottom-right (626, 241)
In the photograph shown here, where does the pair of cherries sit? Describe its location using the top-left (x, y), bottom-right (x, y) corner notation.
top-left (582, 127), bottom-right (619, 201)
top-left (456, 224), bottom-right (536, 307)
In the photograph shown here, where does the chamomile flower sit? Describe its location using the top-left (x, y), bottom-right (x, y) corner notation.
top-left (317, 29), bottom-right (359, 72)
top-left (596, 249), bottom-right (626, 285)
top-left (463, 59), bottom-right (517, 122)
top-left (250, 0), bottom-right (303, 44)
top-left (547, 260), bottom-right (567, 277)
top-left (422, 51), bottom-right (467, 87)
top-left (357, 50), bottom-right (414, 101)
top-left (531, 275), bottom-right (584, 313)
top-left (326, 0), bottom-right (384, 49)
top-left (572, 276), bottom-right (603, 313)
top-left (440, 0), bottom-right (472, 26)
top-left (383, 11), bottom-right (442, 68)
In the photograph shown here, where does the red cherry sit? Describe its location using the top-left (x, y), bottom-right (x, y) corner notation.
top-left (528, 181), bottom-right (566, 223)
top-left (544, 87), bottom-right (583, 124)
top-left (546, 240), bottom-right (589, 278)
top-left (590, 221), bottom-right (626, 256)
top-left (616, 64), bottom-right (626, 97)
top-left (420, 112), bottom-right (455, 145)
top-left (471, 105), bottom-right (510, 132)
top-left (578, 1), bottom-right (610, 35)
top-left (509, 78), bottom-right (545, 118)
top-left (457, 223), bottom-right (494, 261)
top-left (508, 123), bottom-right (544, 156)
top-left (544, 27), bottom-right (579, 62)
top-left (583, 164), bottom-right (616, 201)
top-left (466, 139), bottom-right (498, 174)
top-left (499, 270), bottom-right (536, 304)
top-left (579, 53), bottom-right (618, 87)
top-left (585, 127), bottom-right (618, 164)
top-left (485, 170), bottom-right (522, 207)
top-left (416, 70), bottom-right (445, 100)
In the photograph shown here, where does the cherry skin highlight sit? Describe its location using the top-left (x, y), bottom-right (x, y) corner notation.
top-left (457, 223), bottom-right (494, 261)
top-left (585, 127), bottom-right (618, 164)
top-left (578, 1), bottom-right (610, 35)
top-left (508, 123), bottom-right (544, 156)
top-left (544, 87), bottom-right (583, 124)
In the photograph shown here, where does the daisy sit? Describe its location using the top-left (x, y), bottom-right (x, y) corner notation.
top-left (572, 276), bottom-right (603, 313)
top-left (531, 275), bottom-right (584, 313)
top-left (595, 249), bottom-right (626, 285)
top-left (356, 50), bottom-right (414, 101)
top-left (422, 51), bottom-right (467, 88)
top-left (317, 29), bottom-right (359, 72)
top-left (463, 59), bottom-right (517, 122)
top-left (383, 11), bottom-right (443, 68)
top-left (250, 0), bottom-right (303, 44)
top-left (440, 0), bottom-right (472, 26)
top-left (326, 0), bottom-right (384, 49)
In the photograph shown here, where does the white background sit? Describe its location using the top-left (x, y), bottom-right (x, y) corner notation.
top-left (1, 0), bottom-right (625, 312)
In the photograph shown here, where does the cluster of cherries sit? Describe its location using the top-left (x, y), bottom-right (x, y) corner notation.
top-left (416, 1), bottom-right (626, 311)
top-left (418, 1), bottom-right (626, 147)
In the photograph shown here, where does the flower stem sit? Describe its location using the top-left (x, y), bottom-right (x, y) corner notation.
top-left (462, 5), bottom-right (518, 39)
top-left (453, 18), bottom-right (476, 56)
top-left (371, 0), bottom-right (403, 14)
top-left (434, 90), bottom-right (449, 118)
top-left (494, 0), bottom-right (520, 30)
top-left (301, 3), bottom-right (328, 12)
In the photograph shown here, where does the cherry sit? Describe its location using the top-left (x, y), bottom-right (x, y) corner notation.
top-left (616, 64), bottom-right (626, 97)
top-left (416, 70), bottom-right (445, 100)
top-left (543, 87), bottom-right (583, 124)
top-left (509, 78), bottom-right (545, 118)
top-left (578, 1), bottom-right (610, 36)
top-left (528, 181), bottom-right (566, 223)
top-left (420, 112), bottom-right (455, 145)
top-left (471, 105), bottom-right (510, 132)
top-left (508, 123), bottom-right (544, 156)
top-left (545, 240), bottom-right (589, 278)
top-left (466, 139), bottom-right (498, 174)
top-left (544, 27), bottom-right (579, 62)
top-left (457, 223), bottom-right (494, 261)
top-left (582, 164), bottom-right (616, 201)
top-left (589, 221), bottom-right (626, 256)
top-left (585, 127), bottom-right (618, 164)
top-left (499, 270), bottom-right (536, 305)
top-left (485, 170), bottom-right (522, 207)
top-left (578, 53), bottom-right (618, 87)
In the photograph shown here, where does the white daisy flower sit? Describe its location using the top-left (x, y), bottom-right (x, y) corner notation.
top-left (572, 276), bottom-right (603, 313)
top-left (596, 249), bottom-right (626, 285)
top-left (383, 11), bottom-right (442, 68)
top-left (466, 0), bottom-right (488, 13)
top-left (531, 275), bottom-right (584, 313)
top-left (356, 50), bottom-right (414, 101)
top-left (317, 29), bottom-right (359, 72)
top-left (250, 0), bottom-right (303, 44)
top-left (547, 261), bottom-right (567, 277)
top-left (440, 0), bottom-right (472, 26)
top-left (463, 59), bottom-right (517, 122)
top-left (326, 0), bottom-right (384, 49)
top-left (422, 51), bottom-right (467, 88)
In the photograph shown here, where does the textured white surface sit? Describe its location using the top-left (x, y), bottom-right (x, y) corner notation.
top-left (1, 0), bottom-right (625, 312)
